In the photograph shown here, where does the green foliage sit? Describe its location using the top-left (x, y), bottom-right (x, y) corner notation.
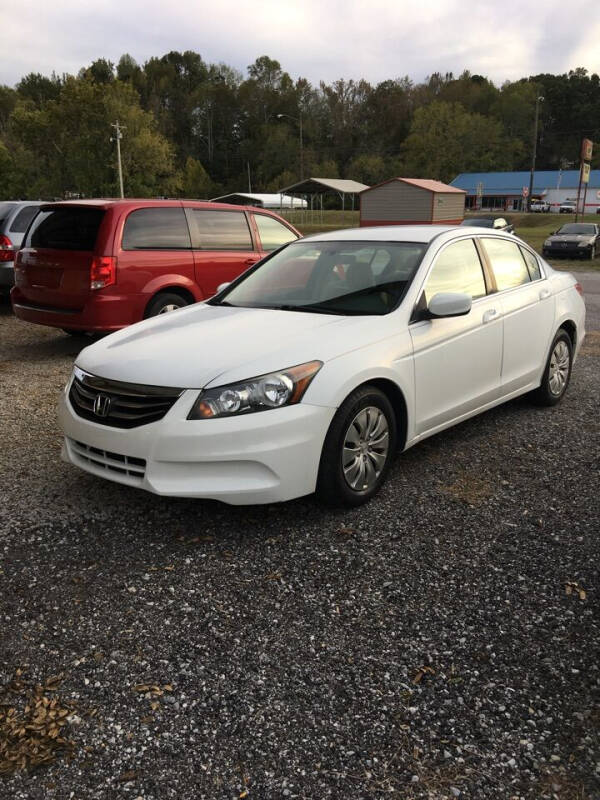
top-left (3, 53), bottom-right (600, 201)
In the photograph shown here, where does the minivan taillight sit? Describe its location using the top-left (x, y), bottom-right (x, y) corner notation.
top-left (0, 234), bottom-right (15, 262)
top-left (90, 256), bottom-right (116, 290)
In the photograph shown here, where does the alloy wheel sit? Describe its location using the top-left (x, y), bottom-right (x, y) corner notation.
top-left (342, 406), bottom-right (390, 491)
top-left (548, 340), bottom-right (570, 396)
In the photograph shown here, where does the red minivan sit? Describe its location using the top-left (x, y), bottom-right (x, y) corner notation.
top-left (11, 199), bottom-right (301, 333)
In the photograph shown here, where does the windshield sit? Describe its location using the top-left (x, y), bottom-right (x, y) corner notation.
top-left (212, 240), bottom-right (427, 315)
top-left (556, 224), bottom-right (595, 235)
top-left (461, 218), bottom-right (494, 228)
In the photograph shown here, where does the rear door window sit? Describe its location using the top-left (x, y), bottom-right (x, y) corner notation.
top-left (187, 209), bottom-right (253, 250)
top-left (253, 214), bottom-right (298, 251)
top-left (122, 207), bottom-right (191, 250)
top-left (482, 238), bottom-right (530, 291)
top-left (25, 207), bottom-right (105, 251)
top-left (10, 205), bottom-right (40, 233)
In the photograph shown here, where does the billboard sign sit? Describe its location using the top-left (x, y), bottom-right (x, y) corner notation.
top-left (582, 162), bottom-right (591, 184)
top-left (582, 138), bottom-right (593, 161)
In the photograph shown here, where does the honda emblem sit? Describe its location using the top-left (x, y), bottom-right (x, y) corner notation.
top-left (93, 393), bottom-right (112, 418)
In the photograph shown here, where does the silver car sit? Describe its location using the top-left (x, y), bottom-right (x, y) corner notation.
top-left (0, 201), bottom-right (43, 293)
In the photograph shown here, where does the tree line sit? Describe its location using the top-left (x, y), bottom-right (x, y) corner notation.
top-left (0, 52), bottom-right (599, 200)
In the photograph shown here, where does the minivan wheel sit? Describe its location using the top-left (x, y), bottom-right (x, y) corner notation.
top-left (316, 385), bottom-right (396, 507)
top-left (145, 292), bottom-right (191, 318)
top-left (531, 330), bottom-right (573, 407)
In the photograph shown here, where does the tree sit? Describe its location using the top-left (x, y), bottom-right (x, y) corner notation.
top-left (402, 101), bottom-right (517, 182)
top-left (182, 157), bottom-right (213, 198)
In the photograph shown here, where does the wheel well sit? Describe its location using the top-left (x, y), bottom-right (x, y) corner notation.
top-left (144, 287), bottom-right (196, 317)
top-left (559, 320), bottom-right (577, 349)
top-left (363, 378), bottom-right (408, 450)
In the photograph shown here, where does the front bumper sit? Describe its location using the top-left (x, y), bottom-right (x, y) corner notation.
top-left (542, 244), bottom-right (592, 258)
top-left (58, 387), bottom-right (336, 504)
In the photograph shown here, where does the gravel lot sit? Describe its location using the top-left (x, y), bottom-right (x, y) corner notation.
top-left (0, 282), bottom-right (599, 800)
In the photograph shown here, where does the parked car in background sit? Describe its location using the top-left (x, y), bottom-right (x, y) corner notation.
top-left (461, 217), bottom-right (515, 234)
top-left (530, 200), bottom-right (550, 213)
top-left (59, 224), bottom-right (585, 507)
top-left (559, 200), bottom-right (577, 214)
top-left (542, 223), bottom-right (599, 260)
top-left (11, 199), bottom-right (301, 334)
top-left (0, 201), bottom-right (43, 293)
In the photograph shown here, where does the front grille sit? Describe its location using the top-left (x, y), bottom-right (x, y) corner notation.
top-left (69, 439), bottom-right (146, 482)
top-left (69, 368), bottom-right (183, 428)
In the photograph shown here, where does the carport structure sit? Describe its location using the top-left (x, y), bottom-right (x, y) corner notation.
top-left (277, 177), bottom-right (369, 226)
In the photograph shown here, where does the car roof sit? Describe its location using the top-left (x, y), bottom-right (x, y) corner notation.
top-left (301, 224), bottom-right (513, 244)
top-left (37, 198), bottom-right (287, 217)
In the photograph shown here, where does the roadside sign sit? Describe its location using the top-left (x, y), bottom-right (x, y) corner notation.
top-left (582, 162), bottom-right (591, 183)
top-left (582, 138), bottom-right (593, 161)
top-left (522, 186), bottom-right (529, 197)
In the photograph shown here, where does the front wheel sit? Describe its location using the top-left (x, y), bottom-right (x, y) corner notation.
top-left (531, 330), bottom-right (573, 406)
top-left (589, 245), bottom-right (596, 260)
top-left (316, 385), bottom-right (397, 507)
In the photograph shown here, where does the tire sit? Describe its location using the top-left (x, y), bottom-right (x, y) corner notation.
top-left (531, 330), bottom-right (573, 407)
top-left (316, 385), bottom-right (397, 507)
top-left (589, 244), bottom-right (596, 260)
top-left (145, 292), bottom-right (191, 318)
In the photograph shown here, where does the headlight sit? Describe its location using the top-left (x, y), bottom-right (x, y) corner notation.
top-left (577, 240), bottom-right (591, 248)
top-left (543, 239), bottom-right (552, 246)
top-left (188, 361), bottom-right (323, 419)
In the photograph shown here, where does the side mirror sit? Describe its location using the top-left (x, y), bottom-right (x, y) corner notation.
top-left (216, 282), bottom-right (231, 294)
top-left (427, 292), bottom-right (472, 319)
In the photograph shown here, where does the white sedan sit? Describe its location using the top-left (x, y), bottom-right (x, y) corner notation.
top-left (59, 225), bottom-right (586, 506)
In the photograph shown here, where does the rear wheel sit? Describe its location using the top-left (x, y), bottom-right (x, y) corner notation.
top-left (145, 292), bottom-right (191, 318)
top-left (531, 330), bottom-right (573, 406)
top-left (316, 385), bottom-right (396, 507)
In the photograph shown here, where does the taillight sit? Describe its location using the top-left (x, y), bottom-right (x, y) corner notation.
top-left (575, 282), bottom-right (584, 297)
top-left (90, 256), bottom-right (116, 290)
top-left (0, 234), bottom-right (15, 263)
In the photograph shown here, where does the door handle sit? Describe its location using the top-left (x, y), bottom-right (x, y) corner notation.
top-left (245, 257), bottom-right (260, 266)
top-left (539, 288), bottom-right (551, 300)
top-left (482, 308), bottom-right (500, 324)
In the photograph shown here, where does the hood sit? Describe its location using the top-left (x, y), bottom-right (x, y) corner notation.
top-left (549, 233), bottom-right (594, 243)
top-left (75, 302), bottom-right (384, 388)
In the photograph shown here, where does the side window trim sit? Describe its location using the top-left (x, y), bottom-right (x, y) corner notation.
top-left (473, 237), bottom-right (497, 293)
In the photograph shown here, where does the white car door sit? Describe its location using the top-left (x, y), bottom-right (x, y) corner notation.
top-left (409, 237), bottom-right (503, 437)
top-left (480, 238), bottom-right (555, 394)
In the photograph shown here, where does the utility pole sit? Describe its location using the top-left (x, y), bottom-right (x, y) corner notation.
top-left (276, 113), bottom-right (304, 181)
top-left (527, 95), bottom-right (544, 212)
top-left (110, 121), bottom-right (125, 198)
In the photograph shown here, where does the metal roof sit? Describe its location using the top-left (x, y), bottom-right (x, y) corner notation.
top-left (278, 177), bottom-right (369, 195)
top-left (364, 177), bottom-right (465, 194)
top-left (210, 192), bottom-right (307, 208)
top-left (451, 170), bottom-right (600, 195)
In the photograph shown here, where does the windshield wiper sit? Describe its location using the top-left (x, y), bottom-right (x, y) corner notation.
top-left (269, 304), bottom-right (344, 315)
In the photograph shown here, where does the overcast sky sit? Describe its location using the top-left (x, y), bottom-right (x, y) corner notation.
top-left (3, 0), bottom-right (600, 88)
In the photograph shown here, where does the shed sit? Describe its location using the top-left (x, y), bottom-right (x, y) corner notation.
top-left (278, 177), bottom-right (369, 225)
top-left (360, 178), bottom-right (466, 226)
top-left (209, 192), bottom-right (307, 209)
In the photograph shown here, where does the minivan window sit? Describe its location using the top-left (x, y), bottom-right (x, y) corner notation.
top-left (188, 209), bottom-right (253, 251)
top-left (10, 205), bottom-right (40, 233)
top-left (424, 239), bottom-right (486, 304)
top-left (254, 214), bottom-right (297, 251)
top-left (482, 238), bottom-right (530, 291)
top-left (0, 202), bottom-right (18, 227)
top-left (122, 207), bottom-right (191, 250)
top-left (25, 208), bottom-right (105, 251)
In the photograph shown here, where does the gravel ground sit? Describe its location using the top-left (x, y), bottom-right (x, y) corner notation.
top-left (0, 287), bottom-right (599, 800)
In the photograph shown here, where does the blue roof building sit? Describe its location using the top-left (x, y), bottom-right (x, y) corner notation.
top-left (451, 170), bottom-right (600, 212)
